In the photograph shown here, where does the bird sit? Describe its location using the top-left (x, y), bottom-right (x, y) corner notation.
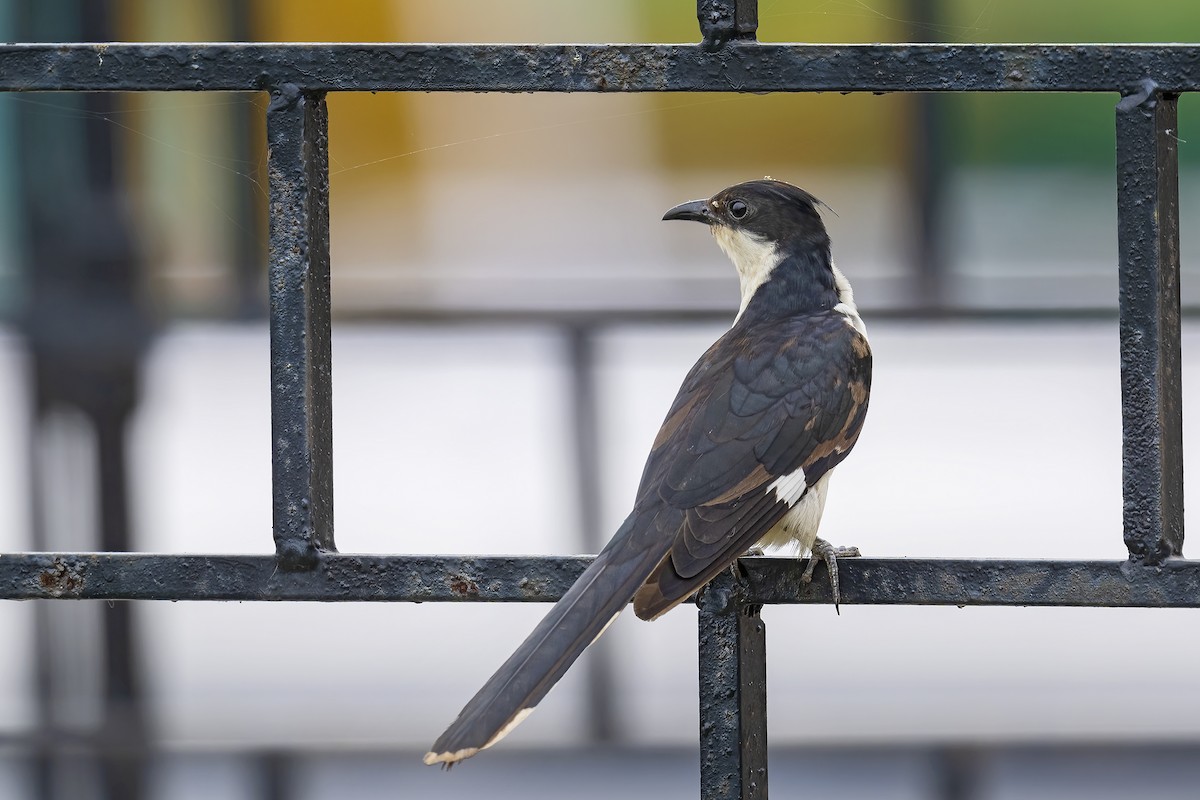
top-left (424, 178), bottom-right (872, 767)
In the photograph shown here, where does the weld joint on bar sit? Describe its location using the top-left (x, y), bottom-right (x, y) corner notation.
top-left (1117, 77), bottom-right (1160, 112)
top-left (696, 565), bottom-right (751, 614)
top-left (266, 81), bottom-right (303, 113)
top-left (697, 0), bottom-right (759, 50)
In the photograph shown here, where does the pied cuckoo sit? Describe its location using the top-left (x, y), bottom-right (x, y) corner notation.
top-left (425, 179), bottom-right (872, 766)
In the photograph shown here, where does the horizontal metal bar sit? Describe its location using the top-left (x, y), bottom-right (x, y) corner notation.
top-left (1, 43), bottom-right (1200, 93)
top-left (2, 553), bottom-right (1199, 606)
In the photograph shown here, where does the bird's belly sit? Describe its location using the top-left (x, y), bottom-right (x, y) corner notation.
top-left (755, 472), bottom-right (831, 555)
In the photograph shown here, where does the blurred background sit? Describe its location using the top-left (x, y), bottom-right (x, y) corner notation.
top-left (2, 0), bottom-right (1200, 798)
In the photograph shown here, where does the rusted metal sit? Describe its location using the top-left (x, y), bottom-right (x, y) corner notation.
top-left (1115, 82), bottom-right (1185, 566)
top-left (0, 43), bottom-right (1199, 94)
top-left (3, 554), bottom-right (1200, 607)
top-left (267, 85), bottom-right (335, 570)
top-left (697, 0), bottom-right (759, 49)
top-left (698, 569), bottom-right (768, 800)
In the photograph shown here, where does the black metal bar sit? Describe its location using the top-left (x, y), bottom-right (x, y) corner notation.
top-left (226, 0), bottom-right (265, 320)
top-left (257, 751), bottom-right (291, 800)
top-left (14, 7), bottom-right (154, 798)
top-left (933, 747), bottom-right (980, 800)
top-left (1115, 81), bottom-right (1184, 565)
top-left (267, 85), bottom-right (334, 568)
top-left (697, 0), bottom-right (758, 49)
top-left (698, 570), bottom-right (767, 800)
top-left (4, 554), bottom-right (1200, 607)
top-left (565, 326), bottom-right (619, 744)
top-left (904, 0), bottom-right (949, 310)
top-left (1, 44), bottom-right (1200, 93)
top-left (94, 408), bottom-right (146, 800)
top-left (28, 422), bottom-right (53, 800)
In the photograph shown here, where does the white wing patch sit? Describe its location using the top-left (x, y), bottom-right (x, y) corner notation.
top-left (768, 466), bottom-right (807, 507)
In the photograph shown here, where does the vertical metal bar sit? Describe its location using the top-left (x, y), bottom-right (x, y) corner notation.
top-left (266, 85), bottom-right (335, 568)
top-left (698, 569), bottom-right (768, 800)
top-left (933, 747), bottom-right (979, 800)
top-left (1115, 81), bottom-right (1184, 565)
top-left (227, 0), bottom-right (266, 320)
top-left (904, 0), bottom-right (949, 311)
top-left (29, 427), bottom-right (54, 800)
top-left (257, 751), bottom-right (291, 800)
top-left (95, 409), bottom-right (146, 800)
top-left (16, 2), bottom-right (152, 795)
top-left (565, 325), bottom-right (618, 743)
top-left (697, 0), bottom-right (758, 49)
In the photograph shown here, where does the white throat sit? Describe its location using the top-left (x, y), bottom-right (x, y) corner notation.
top-left (712, 226), bottom-right (783, 324)
top-left (712, 226), bottom-right (867, 339)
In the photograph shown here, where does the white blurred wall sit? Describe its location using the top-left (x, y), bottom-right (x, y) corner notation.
top-left (5, 319), bottom-right (1199, 751)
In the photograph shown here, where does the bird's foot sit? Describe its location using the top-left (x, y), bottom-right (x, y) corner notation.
top-left (801, 537), bottom-right (861, 614)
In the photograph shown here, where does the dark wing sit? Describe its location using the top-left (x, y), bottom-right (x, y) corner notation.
top-left (632, 312), bottom-right (871, 620)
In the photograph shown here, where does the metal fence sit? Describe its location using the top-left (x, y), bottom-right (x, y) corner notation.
top-left (1, 2), bottom-right (1198, 799)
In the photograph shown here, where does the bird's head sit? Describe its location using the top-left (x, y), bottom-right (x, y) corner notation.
top-left (664, 179), bottom-right (842, 323)
top-left (663, 178), bottom-right (830, 246)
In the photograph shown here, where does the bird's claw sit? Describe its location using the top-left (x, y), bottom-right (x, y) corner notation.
top-left (801, 537), bottom-right (860, 614)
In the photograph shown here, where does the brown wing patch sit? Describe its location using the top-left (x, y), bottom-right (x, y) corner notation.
top-left (653, 391), bottom-right (702, 450)
top-left (704, 463), bottom-right (772, 505)
top-left (850, 376), bottom-right (867, 404)
top-left (799, 379), bottom-right (868, 467)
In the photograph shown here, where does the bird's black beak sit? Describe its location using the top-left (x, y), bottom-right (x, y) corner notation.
top-left (662, 198), bottom-right (713, 224)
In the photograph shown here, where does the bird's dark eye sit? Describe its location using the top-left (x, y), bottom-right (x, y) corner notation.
top-left (728, 199), bottom-right (749, 219)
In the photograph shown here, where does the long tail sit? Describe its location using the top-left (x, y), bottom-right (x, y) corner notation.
top-left (425, 514), bottom-right (669, 766)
